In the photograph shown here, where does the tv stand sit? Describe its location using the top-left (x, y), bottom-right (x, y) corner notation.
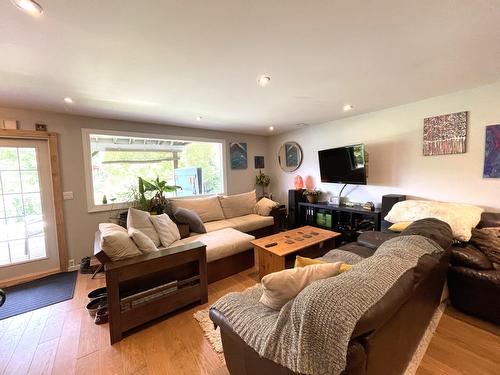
top-left (298, 202), bottom-right (381, 243)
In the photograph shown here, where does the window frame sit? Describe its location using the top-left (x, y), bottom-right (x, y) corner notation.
top-left (82, 128), bottom-right (227, 213)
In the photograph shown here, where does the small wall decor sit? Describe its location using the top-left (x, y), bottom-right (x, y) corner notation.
top-left (423, 111), bottom-right (468, 156)
top-left (254, 155), bottom-right (265, 169)
top-left (483, 124), bottom-right (500, 178)
top-left (229, 142), bottom-right (247, 169)
top-left (35, 123), bottom-right (47, 131)
top-left (2, 120), bottom-right (18, 130)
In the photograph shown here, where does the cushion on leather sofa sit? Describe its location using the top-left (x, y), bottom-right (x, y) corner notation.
top-left (169, 196), bottom-right (225, 222)
top-left (168, 228), bottom-right (255, 262)
top-left (227, 214), bottom-right (274, 233)
top-left (400, 218), bottom-right (454, 249)
top-left (356, 231), bottom-right (399, 250)
top-left (451, 245), bottom-right (494, 270)
top-left (218, 190), bottom-right (257, 219)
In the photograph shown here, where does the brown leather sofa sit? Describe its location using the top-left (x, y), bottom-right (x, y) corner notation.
top-left (448, 212), bottom-right (500, 325)
top-left (210, 219), bottom-right (453, 375)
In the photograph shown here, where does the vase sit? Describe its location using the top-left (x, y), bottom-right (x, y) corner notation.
top-left (306, 195), bottom-right (318, 204)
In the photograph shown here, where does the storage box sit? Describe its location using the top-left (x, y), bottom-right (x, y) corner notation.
top-left (316, 212), bottom-right (332, 227)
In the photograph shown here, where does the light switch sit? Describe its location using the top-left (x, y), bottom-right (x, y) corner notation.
top-left (63, 191), bottom-right (74, 200)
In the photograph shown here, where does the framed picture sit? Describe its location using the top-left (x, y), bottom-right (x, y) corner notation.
top-left (254, 156), bottom-right (265, 169)
top-left (483, 124), bottom-right (500, 178)
top-left (285, 143), bottom-right (299, 167)
top-left (423, 111), bottom-right (468, 156)
top-left (229, 142), bottom-right (247, 169)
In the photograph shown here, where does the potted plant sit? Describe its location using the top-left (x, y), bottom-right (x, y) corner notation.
top-left (136, 177), bottom-right (182, 214)
top-left (255, 170), bottom-right (271, 198)
top-left (303, 189), bottom-right (321, 204)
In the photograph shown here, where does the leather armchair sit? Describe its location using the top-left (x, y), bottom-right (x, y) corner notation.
top-left (448, 245), bottom-right (500, 325)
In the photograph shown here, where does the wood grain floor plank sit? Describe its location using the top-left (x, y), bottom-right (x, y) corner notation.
top-left (51, 308), bottom-right (83, 375)
top-left (27, 337), bottom-right (59, 375)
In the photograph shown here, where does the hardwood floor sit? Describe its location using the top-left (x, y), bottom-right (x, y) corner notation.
top-left (1, 268), bottom-right (499, 375)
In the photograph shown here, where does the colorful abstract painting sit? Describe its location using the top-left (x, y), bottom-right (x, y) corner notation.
top-left (229, 142), bottom-right (247, 169)
top-left (483, 124), bottom-right (500, 178)
top-left (423, 111), bottom-right (468, 156)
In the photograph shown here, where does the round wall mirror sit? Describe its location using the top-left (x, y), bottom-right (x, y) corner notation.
top-left (278, 142), bottom-right (303, 172)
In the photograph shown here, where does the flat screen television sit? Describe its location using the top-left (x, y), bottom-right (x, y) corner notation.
top-left (318, 144), bottom-right (367, 185)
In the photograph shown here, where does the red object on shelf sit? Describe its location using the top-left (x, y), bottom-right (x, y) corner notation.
top-left (294, 175), bottom-right (304, 189)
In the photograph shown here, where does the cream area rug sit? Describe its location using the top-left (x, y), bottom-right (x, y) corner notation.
top-left (194, 302), bottom-right (447, 374)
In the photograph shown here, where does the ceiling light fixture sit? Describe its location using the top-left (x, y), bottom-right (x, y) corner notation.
top-left (10, 0), bottom-right (43, 16)
top-left (269, 126), bottom-right (274, 131)
top-left (196, 116), bottom-right (203, 121)
top-left (64, 97), bottom-right (74, 104)
top-left (343, 104), bottom-right (353, 111)
top-left (258, 76), bottom-right (271, 87)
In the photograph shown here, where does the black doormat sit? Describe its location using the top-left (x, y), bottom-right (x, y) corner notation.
top-left (0, 271), bottom-right (77, 320)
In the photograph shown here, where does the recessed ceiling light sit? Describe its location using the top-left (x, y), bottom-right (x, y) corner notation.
top-left (268, 126), bottom-right (274, 131)
top-left (258, 76), bottom-right (271, 87)
top-left (196, 116), bottom-right (203, 121)
top-left (64, 97), bottom-right (74, 104)
top-left (343, 104), bottom-right (353, 111)
top-left (10, 0), bottom-right (43, 16)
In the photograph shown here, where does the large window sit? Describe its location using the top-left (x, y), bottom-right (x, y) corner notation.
top-left (82, 129), bottom-right (225, 211)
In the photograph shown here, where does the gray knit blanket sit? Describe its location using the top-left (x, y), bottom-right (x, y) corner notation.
top-left (212, 235), bottom-right (444, 375)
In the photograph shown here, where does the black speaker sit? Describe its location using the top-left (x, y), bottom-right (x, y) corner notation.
top-left (381, 194), bottom-right (406, 219)
top-left (287, 189), bottom-right (305, 229)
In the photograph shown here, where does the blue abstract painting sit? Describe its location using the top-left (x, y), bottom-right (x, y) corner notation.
top-left (483, 124), bottom-right (500, 178)
top-left (230, 142), bottom-right (247, 169)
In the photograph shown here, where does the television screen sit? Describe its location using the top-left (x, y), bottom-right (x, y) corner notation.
top-left (318, 144), bottom-right (366, 185)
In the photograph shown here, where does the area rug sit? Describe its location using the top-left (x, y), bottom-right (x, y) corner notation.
top-left (0, 271), bottom-right (78, 320)
top-left (194, 301), bottom-right (447, 373)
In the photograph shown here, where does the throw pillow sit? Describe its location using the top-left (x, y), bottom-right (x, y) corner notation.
top-left (127, 208), bottom-right (161, 247)
top-left (99, 223), bottom-right (142, 261)
top-left (169, 196), bottom-right (225, 222)
top-left (128, 227), bottom-right (158, 253)
top-left (387, 221), bottom-right (413, 232)
top-left (259, 262), bottom-right (342, 310)
top-left (255, 197), bottom-right (279, 216)
top-left (384, 200), bottom-right (483, 241)
top-left (294, 256), bottom-right (352, 272)
top-left (173, 207), bottom-right (206, 234)
top-left (218, 190), bottom-right (257, 219)
top-left (150, 214), bottom-right (181, 247)
top-left (470, 228), bottom-right (500, 266)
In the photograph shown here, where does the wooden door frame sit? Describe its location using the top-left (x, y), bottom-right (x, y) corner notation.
top-left (0, 129), bottom-right (68, 272)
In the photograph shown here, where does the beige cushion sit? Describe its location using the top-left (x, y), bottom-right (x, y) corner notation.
top-left (99, 223), bottom-right (142, 261)
top-left (150, 214), bottom-right (181, 247)
top-left (203, 220), bottom-right (236, 233)
top-left (169, 228), bottom-right (254, 262)
top-left (227, 214), bottom-right (274, 233)
top-left (259, 262), bottom-right (343, 310)
top-left (218, 190), bottom-right (257, 219)
top-left (255, 197), bottom-right (279, 216)
top-left (127, 208), bottom-right (161, 247)
top-left (385, 200), bottom-right (484, 241)
top-left (128, 227), bottom-right (158, 253)
top-left (169, 196), bottom-right (224, 222)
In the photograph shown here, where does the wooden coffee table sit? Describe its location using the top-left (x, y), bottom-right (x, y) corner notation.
top-left (252, 226), bottom-right (340, 279)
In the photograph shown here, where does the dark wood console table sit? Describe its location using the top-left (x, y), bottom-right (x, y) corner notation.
top-left (298, 202), bottom-right (382, 236)
top-left (104, 242), bottom-right (208, 344)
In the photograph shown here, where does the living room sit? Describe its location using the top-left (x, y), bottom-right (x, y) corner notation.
top-left (0, 1), bottom-right (499, 375)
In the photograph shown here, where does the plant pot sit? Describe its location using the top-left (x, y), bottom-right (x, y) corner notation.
top-left (306, 195), bottom-right (318, 204)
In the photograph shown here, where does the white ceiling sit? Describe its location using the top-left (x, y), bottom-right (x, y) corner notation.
top-left (1, 0), bottom-right (500, 135)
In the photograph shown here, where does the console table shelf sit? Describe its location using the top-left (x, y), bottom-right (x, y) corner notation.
top-left (298, 202), bottom-right (381, 240)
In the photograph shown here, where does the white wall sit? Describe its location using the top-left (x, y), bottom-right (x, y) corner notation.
top-left (0, 107), bottom-right (269, 267)
top-left (268, 82), bottom-right (500, 212)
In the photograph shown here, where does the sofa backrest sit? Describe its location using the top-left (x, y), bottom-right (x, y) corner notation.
top-left (477, 212), bottom-right (500, 229)
top-left (169, 196), bottom-right (225, 222)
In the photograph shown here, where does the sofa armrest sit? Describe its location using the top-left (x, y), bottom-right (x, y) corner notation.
top-left (451, 245), bottom-right (493, 270)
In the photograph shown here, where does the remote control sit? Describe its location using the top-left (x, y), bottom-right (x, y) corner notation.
top-left (265, 242), bottom-right (278, 248)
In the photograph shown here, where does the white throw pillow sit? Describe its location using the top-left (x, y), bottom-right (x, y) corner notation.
top-left (150, 214), bottom-right (181, 247)
top-left (218, 190), bottom-right (257, 219)
top-left (259, 262), bottom-right (342, 310)
top-left (169, 196), bottom-right (225, 222)
top-left (384, 200), bottom-right (484, 241)
top-left (99, 223), bottom-right (142, 261)
top-left (128, 227), bottom-right (158, 253)
top-left (255, 197), bottom-right (279, 216)
top-left (127, 208), bottom-right (161, 247)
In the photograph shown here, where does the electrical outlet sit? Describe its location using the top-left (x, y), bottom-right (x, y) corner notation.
top-left (68, 259), bottom-right (75, 268)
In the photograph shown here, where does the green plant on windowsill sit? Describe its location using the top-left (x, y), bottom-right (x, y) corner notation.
top-left (136, 177), bottom-right (182, 214)
top-left (303, 189), bottom-right (321, 203)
